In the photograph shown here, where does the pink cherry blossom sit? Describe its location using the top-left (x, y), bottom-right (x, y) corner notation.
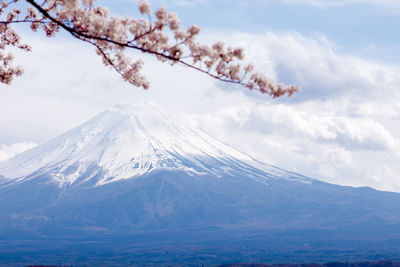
top-left (0, 0), bottom-right (299, 97)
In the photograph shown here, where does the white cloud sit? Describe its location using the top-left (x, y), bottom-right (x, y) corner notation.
top-left (223, 103), bottom-right (398, 151)
top-left (0, 142), bottom-right (37, 162)
top-left (210, 31), bottom-right (400, 103)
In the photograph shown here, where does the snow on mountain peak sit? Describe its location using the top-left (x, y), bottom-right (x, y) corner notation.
top-left (0, 101), bottom-right (307, 187)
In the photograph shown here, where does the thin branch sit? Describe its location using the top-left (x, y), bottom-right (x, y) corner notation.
top-left (0, 19), bottom-right (47, 24)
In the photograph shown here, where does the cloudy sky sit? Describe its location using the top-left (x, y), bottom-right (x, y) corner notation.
top-left (1, 0), bottom-right (400, 192)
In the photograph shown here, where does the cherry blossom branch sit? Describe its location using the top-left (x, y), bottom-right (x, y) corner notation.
top-left (0, 0), bottom-right (299, 98)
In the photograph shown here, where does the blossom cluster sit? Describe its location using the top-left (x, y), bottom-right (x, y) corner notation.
top-left (0, 0), bottom-right (299, 97)
top-left (0, 1), bottom-right (28, 84)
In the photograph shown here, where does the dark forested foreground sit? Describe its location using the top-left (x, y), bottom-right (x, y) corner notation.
top-left (16, 261), bottom-right (400, 267)
top-left (221, 261), bottom-right (400, 267)
top-left (2, 229), bottom-right (400, 266)
top-left (16, 262), bottom-right (400, 267)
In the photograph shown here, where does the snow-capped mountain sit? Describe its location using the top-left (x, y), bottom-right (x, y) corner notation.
top-left (0, 101), bottom-right (306, 187)
top-left (2, 101), bottom-right (400, 266)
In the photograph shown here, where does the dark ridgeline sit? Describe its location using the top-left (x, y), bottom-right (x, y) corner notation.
top-left (21, 261), bottom-right (400, 267)
top-left (221, 261), bottom-right (400, 267)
